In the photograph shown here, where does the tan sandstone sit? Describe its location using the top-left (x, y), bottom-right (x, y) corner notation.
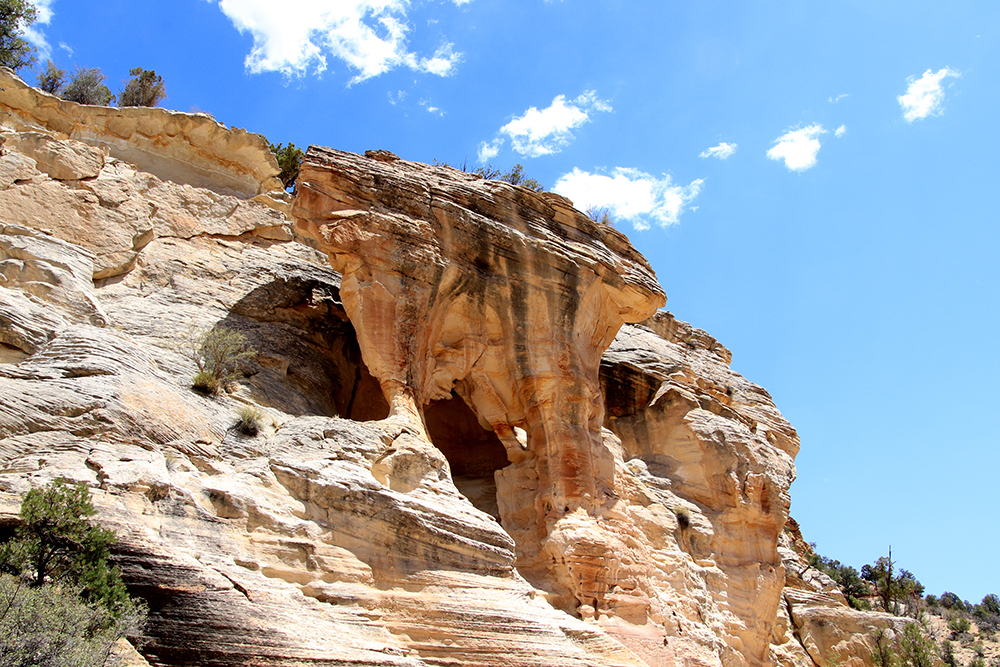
top-left (0, 67), bottom-right (282, 197)
top-left (0, 81), bottom-right (919, 667)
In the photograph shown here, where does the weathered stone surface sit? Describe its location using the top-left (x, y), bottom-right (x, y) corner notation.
top-left (771, 521), bottom-right (910, 667)
top-left (0, 132), bottom-right (292, 278)
top-left (289, 147), bottom-right (806, 667)
top-left (0, 68), bottom-right (281, 197)
top-left (6, 130), bottom-right (105, 180)
top-left (0, 89), bottom-right (908, 667)
top-left (0, 148), bottom-right (649, 664)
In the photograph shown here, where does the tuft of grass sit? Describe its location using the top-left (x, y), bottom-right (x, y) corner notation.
top-left (236, 405), bottom-right (265, 436)
top-left (192, 371), bottom-right (220, 395)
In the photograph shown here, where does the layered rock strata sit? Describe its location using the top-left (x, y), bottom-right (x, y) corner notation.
top-left (0, 68), bottom-right (282, 197)
top-left (0, 85), bottom-right (891, 667)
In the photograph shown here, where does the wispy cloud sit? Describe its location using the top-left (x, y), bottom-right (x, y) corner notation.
top-left (478, 138), bottom-right (503, 163)
top-left (208, 0), bottom-right (465, 82)
top-left (483, 91), bottom-right (611, 159)
top-left (898, 68), bottom-right (959, 122)
top-left (828, 93), bottom-right (849, 103)
top-left (553, 167), bottom-right (703, 231)
top-left (25, 0), bottom-right (55, 60)
top-left (419, 99), bottom-right (444, 116)
top-left (767, 124), bottom-right (826, 172)
top-left (699, 142), bottom-right (737, 160)
top-left (834, 125), bottom-right (847, 138)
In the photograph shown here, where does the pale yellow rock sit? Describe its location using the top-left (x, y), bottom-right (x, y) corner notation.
top-left (8, 131), bottom-right (105, 180)
top-left (0, 67), bottom-right (281, 197)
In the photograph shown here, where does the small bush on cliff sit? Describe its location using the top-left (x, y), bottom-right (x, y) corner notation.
top-left (187, 326), bottom-right (257, 394)
top-left (117, 67), bottom-right (166, 107)
top-left (269, 142), bottom-right (304, 190)
top-left (236, 404), bottom-right (265, 436)
top-left (62, 66), bottom-right (114, 106)
top-left (433, 159), bottom-right (545, 192)
top-left (862, 549), bottom-right (924, 615)
top-left (0, 480), bottom-right (146, 666)
top-left (36, 58), bottom-right (65, 95)
top-left (0, 0), bottom-right (38, 71)
top-left (585, 206), bottom-right (614, 227)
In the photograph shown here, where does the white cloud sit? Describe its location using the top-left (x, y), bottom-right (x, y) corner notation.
top-left (834, 125), bottom-right (847, 138)
top-left (478, 138), bottom-right (503, 163)
top-left (494, 91), bottom-right (611, 158)
top-left (419, 99), bottom-right (444, 116)
top-left (767, 124), bottom-right (826, 172)
top-left (553, 167), bottom-right (703, 231)
top-left (417, 43), bottom-right (461, 76)
top-left (898, 67), bottom-right (959, 122)
top-left (24, 0), bottom-right (55, 60)
top-left (209, 0), bottom-right (465, 82)
top-left (828, 93), bottom-right (849, 103)
top-left (699, 142), bottom-right (737, 160)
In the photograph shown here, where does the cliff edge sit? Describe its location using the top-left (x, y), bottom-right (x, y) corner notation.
top-left (0, 78), bottom-right (901, 667)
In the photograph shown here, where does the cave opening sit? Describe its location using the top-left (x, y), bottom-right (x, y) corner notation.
top-left (423, 392), bottom-right (510, 520)
top-left (229, 276), bottom-right (389, 421)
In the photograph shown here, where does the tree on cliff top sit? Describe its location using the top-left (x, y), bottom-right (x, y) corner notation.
top-left (61, 66), bottom-right (114, 106)
top-left (36, 58), bottom-right (65, 94)
top-left (270, 142), bottom-right (304, 190)
top-left (0, 0), bottom-right (38, 71)
top-left (118, 67), bottom-right (166, 107)
top-left (862, 548), bottom-right (924, 615)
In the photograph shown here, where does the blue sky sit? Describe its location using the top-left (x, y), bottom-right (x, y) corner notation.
top-left (21, 0), bottom-right (1000, 602)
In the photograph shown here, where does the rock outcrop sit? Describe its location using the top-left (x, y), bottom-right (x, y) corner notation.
top-left (0, 82), bottom-right (905, 667)
top-left (0, 68), bottom-right (282, 197)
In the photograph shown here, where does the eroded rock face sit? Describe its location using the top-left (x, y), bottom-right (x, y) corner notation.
top-left (0, 68), bottom-right (282, 197)
top-left (0, 127), bottom-right (291, 280)
top-left (290, 148), bottom-right (804, 667)
top-left (0, 90), bottom-right (900, 667)
top-left (292, 147), bottom-right (666, 599)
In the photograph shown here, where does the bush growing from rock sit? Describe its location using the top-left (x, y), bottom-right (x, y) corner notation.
top-left (36, 58), bottom-right (65, 94)
top-left (118, 67), bottom-right (166, 107)
top-left (269, 142), bottom-right (304, 190)
top-left (187, 326), bottom-right (256, 394)
top-left (236, 404), bottom-right (265, 436)
top-left (62, 66), bottom-right (114, 106)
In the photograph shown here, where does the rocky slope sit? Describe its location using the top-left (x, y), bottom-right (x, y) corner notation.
top-left (0, 69), bottom-right (908, 666)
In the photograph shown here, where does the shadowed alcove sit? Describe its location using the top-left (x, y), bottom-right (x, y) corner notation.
top-left (229, 275), bottom-right (389, 420)
top-left (423, 391), bottom-right (510, 520)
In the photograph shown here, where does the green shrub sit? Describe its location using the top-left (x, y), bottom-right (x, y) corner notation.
top-left (949, 616), bottom-right (971, 636)
top-left (236, 405), bottom-right (264, 436)
top-left (0, 574), bottom-right (144, 667)
top-left (187, 326), bottom-right (256, 394)
top-left (897, 623), bottom-right (935, 667)
top-left (117, 67), bottom-right (166, 107)
top-left (61, 67), bottom-right (114, 106)
top-left (0, 480), bottom-right (136, 614)
top-left (191, 371), bottom-right (220, 395)
top-left (0, 479), bottom-right (146, 665)
top-left (36, 59), bottom-right (66, 95)
top-left (269, 142), bottom-right (304, 190)
top-left (941, 640), bottom-right (957, 667)
top-left (0, 0), bottom-right (38, 71)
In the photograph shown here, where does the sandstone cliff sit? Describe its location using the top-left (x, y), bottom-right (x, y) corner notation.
top-left (0, 77), bottom-right (901, 667)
